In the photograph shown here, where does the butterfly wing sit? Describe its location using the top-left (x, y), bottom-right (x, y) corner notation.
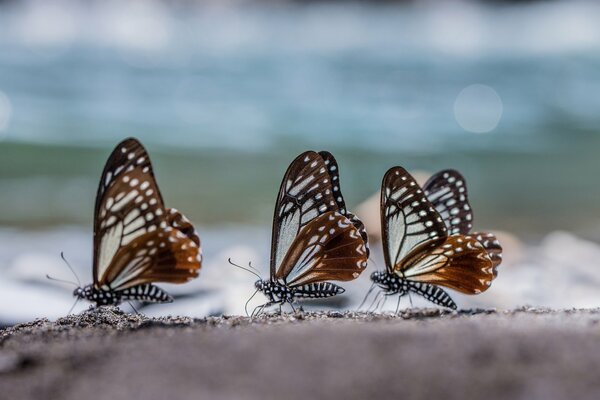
top-left (275, 211), bottom-right (368, 286)
top-left (93, 138), bottom-right (201, 290)
top-left (423, 169), bottom-right (473, 235)
top-left (318, 151), bottom-right (370, 257)
top-left (424, 170), bottom-right (502, 272)
top-left (269, 151), bottom-right (339, 278)
top-left (380, 167), bottom-right (447, 273)
top-left (473, 232), bottom-right (502, 274)
top-left (397, 235), bottom-right (495, 294)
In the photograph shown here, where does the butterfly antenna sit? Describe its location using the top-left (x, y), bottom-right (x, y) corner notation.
top-left (247, 261), bottom-right (262, 276)
top-left (46, 274), bottom-right (79, 288)
top-left (244, 289), bottom-right (260, 317)
top-left (228, 258), bottom-right (261, 280)
top-left (369, 258), bottom-right (382, 270)
top-left (357, 282), bottom-right (376, 311)
top-left (60, 252), bottom-right (81, 286)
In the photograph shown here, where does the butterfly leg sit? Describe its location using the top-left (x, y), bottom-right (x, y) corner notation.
top-left (367, 290), bottom-right (382, 313)
top-left (357, 282), bottom-right (376, 311)
top-left (251, 303), bottom-right (267, 318)
top-left (378, 294), bottom-right (388, 313)
top-left (395, 295), bottom-right (402, 315)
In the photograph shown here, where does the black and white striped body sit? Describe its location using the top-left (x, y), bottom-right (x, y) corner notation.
top-left (370, 271), bottom-right (457, 310)
top-left (255, 280), bottom-right (344, 305)
top-left (73, 283), bottom-right (173, 307)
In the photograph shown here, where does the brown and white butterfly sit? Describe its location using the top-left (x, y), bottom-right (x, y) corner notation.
top-left (252, 151), bottom-right (369, 313)
top-left (73, 138), bottom-right (202, 306)
top-left (370, 167), bottom-right (502, 310)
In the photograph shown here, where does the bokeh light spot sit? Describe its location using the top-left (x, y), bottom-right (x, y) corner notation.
top-left (454, 84), bottom-right (503, 133)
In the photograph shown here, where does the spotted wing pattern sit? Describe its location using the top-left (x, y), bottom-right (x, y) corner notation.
top-left (396, 235), bottom-right (495, 294)
top-left (380, 167), bottom-right (447, 273)
top-left (423, 169), bottom-right (502, 271)
top-left (275, 211), bottom-right (368, 286)
top-left (423, 169), bottom-right (472, 235)
top-left (269, 151), bottom-right (340, 278)
top-left (93, 138), bottom-right (201, 290)
top-left (473, 232), bottom-right (502, 274)
top-left (318, 151), bottom-right (370, 257)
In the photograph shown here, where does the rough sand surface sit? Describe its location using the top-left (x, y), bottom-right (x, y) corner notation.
top-left (1, 307), bottom-right (600, 400)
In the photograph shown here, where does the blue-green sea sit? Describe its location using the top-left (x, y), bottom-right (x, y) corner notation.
top-left (0, 0), bottom-right (599, 237)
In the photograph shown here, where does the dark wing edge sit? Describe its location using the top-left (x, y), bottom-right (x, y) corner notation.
top-left (473, 231), bottom-right (502, 275)
top-left (423, 169), bottom-right (473, 235)
top-left (318, 151), bottom-right (370, 257)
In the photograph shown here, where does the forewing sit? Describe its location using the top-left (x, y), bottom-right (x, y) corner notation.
top-left (380, 167), bottom-right (447, 273)
top-left (319, 151), bottom-right (370, 257)
top-left (473, 232), bottom-right (502, 274)
top-left (269, 151), bottom-right (338, 278)
top-left (398, 235), bottom-right (495, 294)
top-left (275, 211), bottom-right (368, 287)
top-left (423, 169), bottom-right (473, 235)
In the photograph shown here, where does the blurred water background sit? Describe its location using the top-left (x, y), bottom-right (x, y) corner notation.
top-left (1, 0), bottom-right (600, 324)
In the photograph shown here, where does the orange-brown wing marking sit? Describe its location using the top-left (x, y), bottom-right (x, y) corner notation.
top-left (397, 235), bottom-right (495, 294)
top-left (275, 211), bottom-right (368, 287)
top-left (103, 227), bottom-right (201, 290)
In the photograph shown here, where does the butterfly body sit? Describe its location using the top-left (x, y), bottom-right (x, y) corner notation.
top-left (73, 283), bottom-right (172, 306)
top-left (370, 271), bottom-right (457, 309)
top-left (253, 151), bottom-right (368, 314)
top-left (370, 271), bottom-right (409, 296)
top-left (255, 279), bottom-right (344, 304)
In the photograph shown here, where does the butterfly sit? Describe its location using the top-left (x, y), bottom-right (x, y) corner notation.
top-left (251, 151), bottom-right (369, 314)
top-left (369, 167), bottom-right (502, 310)
top-left (73, 138), bottom-right (202, 306)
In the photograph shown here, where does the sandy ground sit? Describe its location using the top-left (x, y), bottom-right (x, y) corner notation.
top-left (1, 307), bottom-right (600, 400)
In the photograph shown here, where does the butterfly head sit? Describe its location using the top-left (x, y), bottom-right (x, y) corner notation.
top-left (370, 271), bottom-right (407, 294)
top-left (254, 279), bottom-right (265, 291)
top-left (72, 284), bottom-right (93, 300)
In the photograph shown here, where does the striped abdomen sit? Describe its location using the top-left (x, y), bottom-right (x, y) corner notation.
top-left (293, 282), bottom-right (345, 298)
top-left (118, 284), bottom-right (173, 303)
top-left (408, 281), bottom-right (457, 310)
